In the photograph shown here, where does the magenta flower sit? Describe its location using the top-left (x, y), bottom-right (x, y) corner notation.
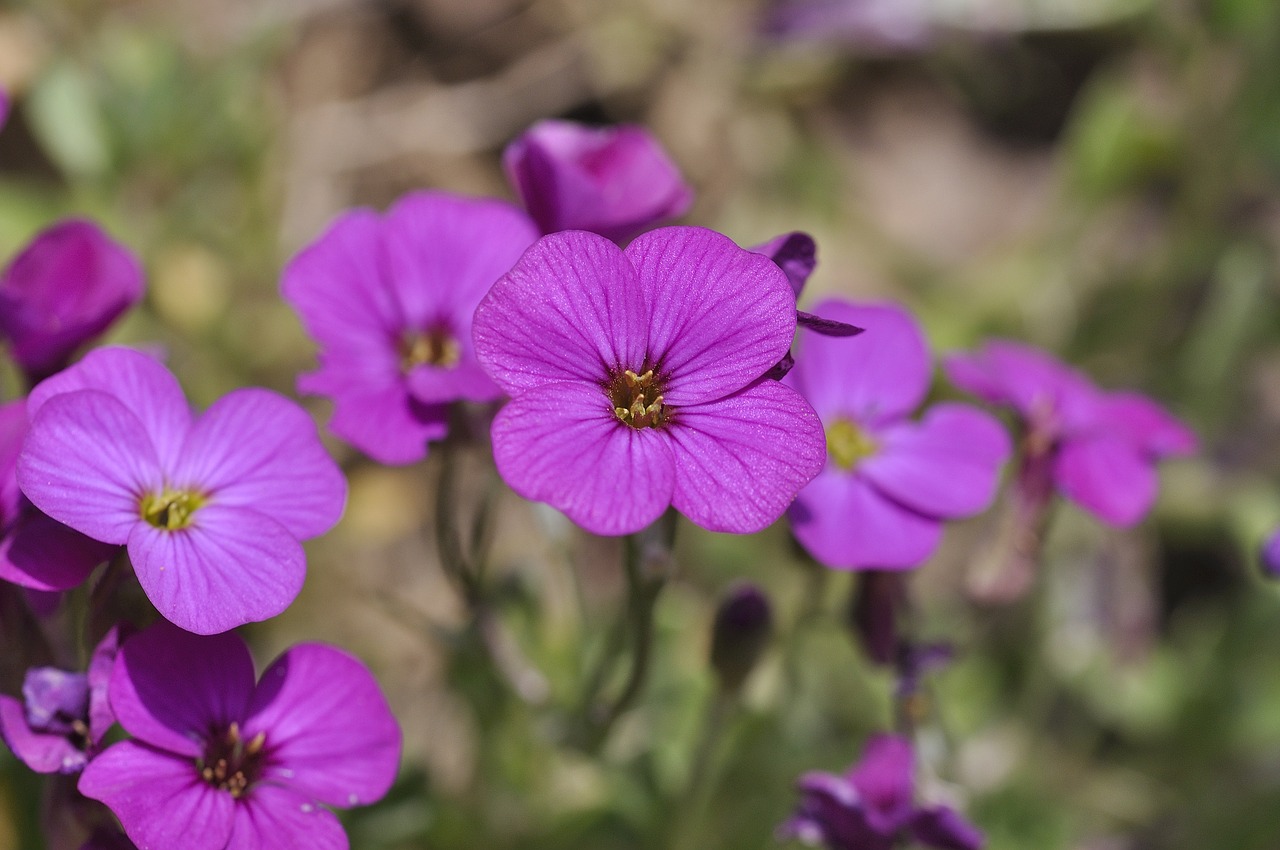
top-left (17, 347), bottom-right (346, 634)
top-left (780, 734), bottom-right (983, 850)
top-left (282, 191), bottom-right (538, 465)
top-left (0, 398), bottom-right (117, 591)
top-left (79, 622), bottom-right (401, 850)
top-left (0, 220), bottom-right (144, 385)
top-left (503, 120), bottom-right (693, 243)
top-left (1261, 529), bottom-right (1280, 578)
top-left (473, 226), bottom-right (826, 536)
top-left (786, 301), bottom-right (1010, 569)
top-left (0, 626), bottom-right (122, 774)
top-left (944, 340), bottom-right (1196, 526)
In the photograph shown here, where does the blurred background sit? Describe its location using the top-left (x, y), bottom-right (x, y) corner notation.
top-left (1, 0), bottom-right (1280, 848)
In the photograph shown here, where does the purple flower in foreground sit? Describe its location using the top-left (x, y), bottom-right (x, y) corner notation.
top-left (786, 301), bottom-right (1010, 569)
top-left (0, 220), bottom-right (144, 385)
top-left (473, 226), bottom-right (826, 536)
top-left (503, 120), bottom-right (693, 243)
top-left (79, 622), bottom-right (401, 850)
top-left (944, 340), bottom-right (1196, 527)
top-left (780, 734), bottom-right (983, 850)
top-left (0, 627), bottom-right (122, 774)
top-left (0, 399), bottom-right (117, 591)
top-left (283, 191), bottom-right (537, 464)
top-left (17, 347), bottom-right (346, 634)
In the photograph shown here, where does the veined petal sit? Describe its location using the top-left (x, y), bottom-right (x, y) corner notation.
top-left (787, 300), bottom-right (930, 425)
top-left (299, 363), bottom-right (448, 466)
top-left (27, 347), bottom-right (191, 470)
top-left (490, 383), bottom-right (675, 536)
top-left (127, 505), bottom-right (305, 635)
top-left (0, 508), bottom-right (116, 591)
top-left (79, 741), bottom-right (235, 850)
top-left (173, 389), bottom-right (346, 540)
top-left (668, 380), bottom-right (825, 533)
top-left (227, 785), bottom-right (348, 850)
top-left (18, 390), bottom-right (161, 545)
top-left (789, 470), bottom-right (942, 569)
top-left (627, 227), bottom-right (796, 405)
top-left (473, 231), bottom-right (648, 395)
top-left (246, 644), bottom-right (400, 808)
top-left (108, 621), bottom-right (255, 755)
top-left (859, 403), bottom-right (1010, 519)
top-left (1053, 434), bottom-right (1156, 527)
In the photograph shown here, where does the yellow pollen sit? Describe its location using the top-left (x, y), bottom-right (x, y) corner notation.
top-left (399, 327), bottom-right (460, 370)
top-left (139, 489), bottom-right (206, 531)
top-left (609, 368), bottom-right (670, 429)
top-left (826, 418), bottom-right (879, 470)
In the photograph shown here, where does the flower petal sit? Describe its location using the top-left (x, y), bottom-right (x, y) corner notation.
top-left (910, 805), bottom-right (985, 850)
top-left (79, 741), bottom-right (235, 850)
top-left (789, 470), bottom-right (942, 569)
top-left (172, 389), bottom-right (346, 540)
top-left (627, 227), bottom-right (796, 405)
top-left (473, 231), bottom-right (648, 395)
top-left (668, 380), bottom-right (825, 533)
top-left (787, 300), bottom-right (930, 424)
top-left (1089, 391), bottom-right (1197, 457)
top-left (850, 734), bottom-right (916, 833)
top-left (491, 383), bottom-right (675, 536)
top-left (0, 508), bottom-right (117, 591)
top-left (0, 694), bottom-right (87, 774)
top-left (27, 347), bottom-right (191, 470)
top-left (750, 231), bottom-right (816, 297)
top-left (403, 360), bottom-right (501, 405)
top-left (127, 505), bottom-right (306, 635)
top-left (943, 339), bottom-right (1098, 432)
top-left (108, 621), bottom-right (255, 755)
top-left (227, 785), bottom-right (348, 850)
top-left (246, 644), bottom-right (401, 808)
top-left (859, 403), bottom-right (1010, 519)
top-left (1053, 434), bottom-right (1157, 527)
top-left (88, 625), bottom-right (126, 744)
top-left (299, 364), bottom-right (447, 466)
top-left (1263, 528), bottom-right (1280, 579)
top-left (18, 390), bottom-right (160, 545)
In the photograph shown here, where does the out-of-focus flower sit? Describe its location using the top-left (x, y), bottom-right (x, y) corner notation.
top-left (79, 622), bottom-right (401, 850)
top-left (944, 340), bottom-right (1196, 527)
top-left (760, 0), bottom-right (934, 53)
top-left (786, 301), bottom-right (1010, 569)
top-left (710, 582), bottom-right (773, 692)
top-left (17, 347), bottom-right (346, 634)
top-left (503, 120), bottom-right (693, 244)
top-left (0, 89), bottom-right (9, 131)
top-left (0, 399), bottom-right (117, 591)
top-left (1262, 529), bottom-right (1280, 578)
top-left (0, 627), bottom-right (122, 774)
top-left (473, 226), bottom-right (826, 536)
top-left (0, 220), bottom-right (144, 385)
top-left (283, 191), bottom-right (537, 465)
top-left (780, 734), bottom-right (983, 850)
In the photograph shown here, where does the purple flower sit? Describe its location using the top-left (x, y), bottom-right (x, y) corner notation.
top-left (750, 232), bottom-right (862, 343)
top-left (79, 622), bottom-right (401, 850)
top-left (944, 340), bottom-right (1196, 526)
top-left (473, 226), bottom-right (826, 536)
top-left (780, 734), bottom-right (983, 850)
top-left (282, 191), bottom-right (538, 465)
top-left (1262, 529), bottom-right (1280, 578)
top-left (0, 627), bottom-right (122, 774)
top-left (760, 0), bottom-right (934, 52)
top-left (0, 220), bottom-right (144, 385)
top-left (503, 120), bottom-right (694, 243)
top-left (16, 346), bottom-right (346, 634)
top-left (786, 301), bottom-right (1010, 569)
top-left (0, 89), bottom-right (8, 131)
top-left (0, 398), bottom-right (118, 591)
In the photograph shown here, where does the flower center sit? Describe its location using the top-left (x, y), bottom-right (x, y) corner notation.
top-left (199, 721), bottom-right (266, 799)
top-left (826, 418), bottom-right (878, 470)
top-left (139, 489), bottom-right (206, 531)
top-left (608, 368), bottom-right (670, 429)
top-left (399, 326), bottom-right (459, 371)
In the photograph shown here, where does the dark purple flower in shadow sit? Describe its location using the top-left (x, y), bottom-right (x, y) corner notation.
top-left (0, 626), bottom-right (123, 774)
top-left (282, 191), bottom-right (537, 464)
top-left (0, 89), bottom-right (8, 131)
top-left (0, 220), bottom-right (144, 385)
top-left (79, 622), bottom-right (402, 850)
top-left (780, 734), bottom-right (983, 850)
top-left (1262, 529), bottom-right (1280, 578)
top-left (710, 582), bottom-right (774, 692)
top-left (503, 120), bottom-right (693, 244)
top-left (473, 227), bottom-right (826, 536)
top-left (17, 347), bottom-right (346, 634)
top-left (944, 340), bottom-right (1196, 527)
top-left (786, 301), bottom-right (1010, 569)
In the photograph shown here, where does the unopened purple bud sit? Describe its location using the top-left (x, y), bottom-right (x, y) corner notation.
top-left (22, 668), bottom-right (89, 735)
top-left (1262, 529), bottom-right (1280, 578)
top-left (849, 570), bottom-right (906, 667)
top-left (710, 582), bottom-right (773, 691)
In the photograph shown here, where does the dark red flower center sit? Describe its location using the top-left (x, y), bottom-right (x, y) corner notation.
top-left (608, 368), bottom-right (670, 429)
top-left (399, 325), bottom-right (459, 371)
top-left (199, 721), bottom-right (266, 799)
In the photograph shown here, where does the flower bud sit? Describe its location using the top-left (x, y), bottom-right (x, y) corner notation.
top-left (709, 582), bottom-right (773, 692)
